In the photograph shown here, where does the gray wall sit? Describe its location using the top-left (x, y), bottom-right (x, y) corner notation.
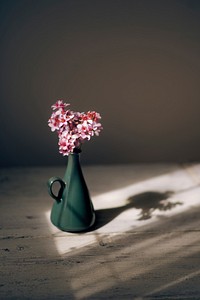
top-left (0, 0), bottom-right (200, 166)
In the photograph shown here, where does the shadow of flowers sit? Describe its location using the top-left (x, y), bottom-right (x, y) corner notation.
top-left (94, 191), bottom-right (182, 229)
top-left (127, 191), bottom-right (182, 220)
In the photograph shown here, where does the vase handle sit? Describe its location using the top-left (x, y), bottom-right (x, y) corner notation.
top-left (47, 177), bottom-right (66, 202)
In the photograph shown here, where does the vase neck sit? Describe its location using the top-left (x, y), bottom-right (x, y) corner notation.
top-left (64, 152), bottom-right (82, 182)
top-left (67, 152), bottom-right (81, 170)
top-left (68, 152), bottom-right (80, 161)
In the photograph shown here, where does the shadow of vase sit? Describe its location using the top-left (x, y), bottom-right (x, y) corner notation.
top-left (94, 191), bottom-right (182, 230)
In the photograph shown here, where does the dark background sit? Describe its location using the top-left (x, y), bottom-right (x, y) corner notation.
top-left (0, 0), bottom-right (200, 166)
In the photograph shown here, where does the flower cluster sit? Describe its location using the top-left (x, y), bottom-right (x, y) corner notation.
top-left (48, 100), bottom-right (103, 156)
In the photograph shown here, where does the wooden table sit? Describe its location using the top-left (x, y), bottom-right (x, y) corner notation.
top-left (1, 164), bottom-right (200, 299)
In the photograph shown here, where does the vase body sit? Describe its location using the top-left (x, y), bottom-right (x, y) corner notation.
top-left (47, 152), bottom-right (95, 232)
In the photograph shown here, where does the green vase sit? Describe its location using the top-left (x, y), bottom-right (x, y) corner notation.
top-left (47, 151), bottom-right (95, 232)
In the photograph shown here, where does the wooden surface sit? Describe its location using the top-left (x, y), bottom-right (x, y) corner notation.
top-left (1, 164), bottom-right (200, 299)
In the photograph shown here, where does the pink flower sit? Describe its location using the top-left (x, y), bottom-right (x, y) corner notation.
top-left (48, 112), bottom-right (60, 131)
top-left (58, 136), bottom-right (75, 156)
top-left (48, 100), bottom-right (103, 156)
top-left (51, 100), bottom-right (70, 110)
top-left (86, 111), bottom-right (101, 122)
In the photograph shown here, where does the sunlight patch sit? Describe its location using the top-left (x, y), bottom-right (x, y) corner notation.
top-left (45, 164), bottom-right (200, 256)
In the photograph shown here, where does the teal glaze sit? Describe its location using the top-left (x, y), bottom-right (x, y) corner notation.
top-left (47, 152), bottom-right (95, 232)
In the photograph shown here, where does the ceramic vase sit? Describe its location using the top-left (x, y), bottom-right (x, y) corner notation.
top-left (47, 151), bottom-right (95, 232)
